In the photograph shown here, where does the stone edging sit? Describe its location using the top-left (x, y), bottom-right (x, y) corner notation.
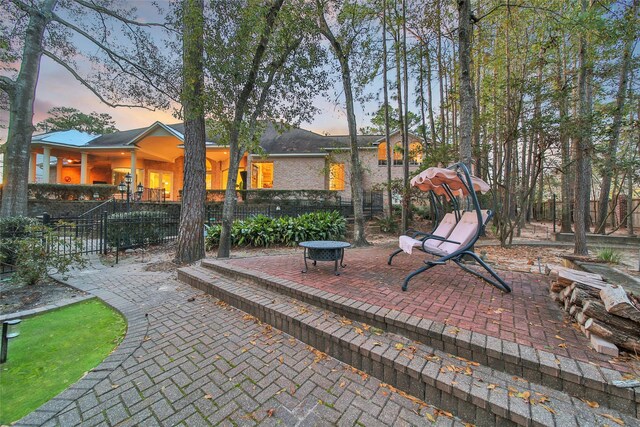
top-left (0, 295), bottom-right (95, 323)
top-left (15, 269), bottom-right (149, 427)
top-left (201, 259), bottom-right (640, 416)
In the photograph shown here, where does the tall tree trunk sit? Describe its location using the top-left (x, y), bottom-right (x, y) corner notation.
top-left (574, 0), bottom-right (592, 255)
top-left (317, 7), bottom-right (368, 246)
top-left (218, 0), bottom-right (284, 258)
top-left (457, 0), bottom-right (473, 170)
top-left (1, 0), bottom-right (58, 217)
top-left (425, 41), bottom-right (437, 148)
top-left (176, 0), bottom-right (206, 264)
top-left (595, 0), bottom-right (636, 234)
top-left (402, 0), bottom-right (410, 232)
top-left (393, 21), bottom-right (409, 233)
top-left (437, 7), bottom-right (446, 146)
top-left (557, 39), bottom-right (573, 233)
top-left (382, 0), bottom-right (393, 220)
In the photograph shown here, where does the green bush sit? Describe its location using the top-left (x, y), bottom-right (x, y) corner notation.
top-left (205, 211), bottom-right (346, 249)
top-left (0, 216), bottom-right (86, 285)
top-left (106, 211), bottom-right (177, 248)
top-left (24, 183), bottom-right (117, 200)
top-left (596, 247), bottom-right (622, 264)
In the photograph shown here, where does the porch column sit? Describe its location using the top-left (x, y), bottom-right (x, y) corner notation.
top-left (80, 152), bottom-right (88, 184)
top-left (42, 147), bottom-right (51, 183)
top-left (56, 156), bottom-right (63, 184)
top-left (130, 150), bottom-right (137, 183)
top-left (29, 152), bottom-right (37, 182)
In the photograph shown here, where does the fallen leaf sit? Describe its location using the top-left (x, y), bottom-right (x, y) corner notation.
top-left (540, 404), bottom-right (556, 414)
top-left (111, 384), bottom-right (119, 389)
top-left (267, 408), bottom-right (275, 417)
top-left (558, 343), bottom-right (567, 348)
top-left (278, 356), bottom-right (284, 364)
top-left (354, 327), bottom-right (363, 335)
top-left (581, 399), bottom-right (599, 408)
top-left (373, 341), bottom-right (382, 347)
top-left (204, 394), bottom-right (213, 399)
top-left (554, 335), bottom-right (566, 341)
top-left (600, 414), bottom-right (624, 425)
top-left (487, 384), bottom-right (497, 390)
top-left (425, 413), bottom-right (436, 422)
top-left (339, 381), bottom-right (346, 388)
top-left (395, 343), bottom-right (404, 350)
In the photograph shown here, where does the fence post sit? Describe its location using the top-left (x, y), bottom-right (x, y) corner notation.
top-left (552, 194), bottom-right (556, 234)
top-left (102, 210), bottom-right (108, 254)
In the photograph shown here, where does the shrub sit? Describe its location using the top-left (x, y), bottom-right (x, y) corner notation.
top-left (26, 183), bottom-right (117, 200)
top-left (205, 210), bottom-right (346, 249)
top-left (0, 216), bottom-right (86, 285)
top-left (596, 247), bottom-right (622, 264)
top-left (106, 211), bottom-right (178, 248)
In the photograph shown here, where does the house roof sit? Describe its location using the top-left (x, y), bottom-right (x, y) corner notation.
top-left (31, 121), bottom-right (424, 155)
top-left (32, 130), bottom-right (99, 146)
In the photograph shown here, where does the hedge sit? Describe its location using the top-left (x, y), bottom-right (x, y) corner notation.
top-left (205, 210), bottom-right (346, 249)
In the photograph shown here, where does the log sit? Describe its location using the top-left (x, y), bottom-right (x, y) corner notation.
top-left (569, 288), bottom-right (597, 307)
top-left (572, 282), bottom-right (605, 296)
top-left (575, 312), bottom-right (587, 325)
top-left (561, 285), bottom-right (574, 300)
top-left (564, 297), bottom-right (571, 312)
top-left (600, 285), bottom-right (640, 323)
top-left (585, 318), bottom-right (640, 353)
top-left (550, 291), bottom-right (563, 302)
top-left (557, 269), bottom-right (605, 287)
top-left (581, 301), bottom-right (640, 337)
top-left (550, 281), bottom-right (566, 293)
top-left (569, 305), bottom-right (578, 316)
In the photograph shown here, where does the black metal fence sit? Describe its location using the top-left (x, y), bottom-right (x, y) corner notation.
top-left (1, 192), bottom-right (383, 272)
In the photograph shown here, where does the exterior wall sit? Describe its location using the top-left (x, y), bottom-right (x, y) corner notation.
top-left (250, 156), bottom-right (326, 190)
top-left (90, 166), bottom-right (112, 184)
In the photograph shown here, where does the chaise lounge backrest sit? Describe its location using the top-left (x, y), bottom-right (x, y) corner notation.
top-left (438, 211), bottom-right (489, 254)
top-left (422, 212), bottom-right (458, 249)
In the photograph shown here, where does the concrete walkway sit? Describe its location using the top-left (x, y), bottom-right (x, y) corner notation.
top-left (16, 255), bottom-right (462, 427)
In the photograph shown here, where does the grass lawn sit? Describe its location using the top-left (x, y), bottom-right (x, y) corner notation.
top-left (0, 299), bottom-right (126, 424)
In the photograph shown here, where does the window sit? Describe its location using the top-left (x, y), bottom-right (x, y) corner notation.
top-left (149, 171), bottom-right (173, 199)
top-left (377, 141), bottom-right (424, 166)
top-left (329, 163), bottom-right (345, 191)
top-left (113, 168), bottom-right (143, 187)
top-left (206, 159), bottom-right (212, 190)
top-left (250, 162), bottom-right (273, 189)
top-left (222, 168), bottom-right (245, 190)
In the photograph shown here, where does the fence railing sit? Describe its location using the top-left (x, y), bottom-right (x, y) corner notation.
top-left (0, 192), bottom-right (383, 274)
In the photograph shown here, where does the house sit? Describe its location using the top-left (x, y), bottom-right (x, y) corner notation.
top-left (28, 121), bottom-right (425, 202)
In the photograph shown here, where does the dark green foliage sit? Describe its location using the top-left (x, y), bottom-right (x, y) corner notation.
top-left (0, 216), bottom-right (39, 269)
top-left (0, 216), bottom-right (86, 285)
top-left (106, 211), bottom-right (177, 248)
top-left (205, 211), bottom-right (346, 249)
top-left (20, 183), bottom-right (117, 200)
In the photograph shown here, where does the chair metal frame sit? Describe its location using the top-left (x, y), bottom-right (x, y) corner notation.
top-left (388, 162), bottom-right (511, 293)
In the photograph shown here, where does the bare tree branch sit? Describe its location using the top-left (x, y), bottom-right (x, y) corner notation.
top-left (8, 0), bottom-right (37, 15)
top-left (42, 50), bottom-right (155, 109)
top-left (51, 12), bottom-right (177, 97)
top-left (0, 76), bottom-right (16, 97)
top-left (72, 0), bottom-right (177, 32)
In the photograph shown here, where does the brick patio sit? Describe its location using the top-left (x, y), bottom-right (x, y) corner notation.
top-left (224, 243), bottom-right (632, 373)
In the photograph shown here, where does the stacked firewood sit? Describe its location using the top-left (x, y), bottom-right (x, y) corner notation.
top-left (550, 266), bottom-right (640, 356)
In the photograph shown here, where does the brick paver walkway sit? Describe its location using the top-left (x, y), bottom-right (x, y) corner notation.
top-left (17, 256), bottom-right (463, 427)
top-left (224, 243), bottom-right (629, 373)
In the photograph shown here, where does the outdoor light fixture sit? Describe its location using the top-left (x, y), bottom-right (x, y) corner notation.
top-left (1, 319), bottom-right (21, 364)
top-left (125, 173), bottom-right (132, 185)
top-left (136, 183), bottom-right (144, 200)
top-left (93, 191), bottom-right (100, 200)
top-left (118, 181), bottom-right (126, 197)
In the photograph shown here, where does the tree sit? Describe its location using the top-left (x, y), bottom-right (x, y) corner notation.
top-left (457, 0), bottom-right (474, 170)
top-left (0, 0), bottom-right (175, 217)
top-left (175, 0), bottom-right (206, 264)
top-left (316, 0), bottom-right (378, 247)
top-left (209, 0), bottom-right (327, 257)
top-left (36, 107), bottom-right (118, 134)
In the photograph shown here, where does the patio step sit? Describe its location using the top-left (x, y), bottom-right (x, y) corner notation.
top-left (178, 264), bottom-right (640, 426)
top-left (197, 258), bottom-right (640, 419)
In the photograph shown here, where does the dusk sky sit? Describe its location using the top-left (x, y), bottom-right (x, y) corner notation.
top-left (0, 0), bottom-right (411, 143)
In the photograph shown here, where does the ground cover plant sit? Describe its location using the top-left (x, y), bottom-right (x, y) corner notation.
top-left (205, 211), bottom-right (346, 249)
top-left (0, 299), bottom-right (126, 424)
